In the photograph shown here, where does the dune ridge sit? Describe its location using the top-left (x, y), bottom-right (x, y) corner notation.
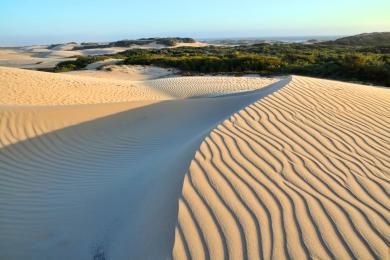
top-left (142, 76), bottom-right (278, 98)
top-left (172, 76), bottom-right (390, 260)
top-left (1, 66), bottom-right (389, 259)
top-left (0, 67), bottom-right (284, 259)
top-left (0, 67), bottom-right (170, 105)
top-left (0, 67), bottom-right (278, 105)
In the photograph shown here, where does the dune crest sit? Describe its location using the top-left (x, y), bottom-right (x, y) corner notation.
top-left (172, 76), bottom-right (390, 260)
top-left (0, 67), bottom-right (283, 259)
top-left (0, 66), bottom-right (171, 105)
top-left (1, 66), bottom-right (389, 259)
top-left (0, 67), bottom-right (278, 105)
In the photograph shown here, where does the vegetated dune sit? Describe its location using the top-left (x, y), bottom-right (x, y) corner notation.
top-left (0, 45), bottom-right (125, 69)
top-left (172, 76), bottom-right (390, 260)
top-left (0, 40), bottom-right (209, 69)
top-left (0, 67), bottom-right (285, 259)
top-left (85, 59), bottom-right (123, 70)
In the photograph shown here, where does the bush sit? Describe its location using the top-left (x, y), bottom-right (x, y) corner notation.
top-left (54, 56), bottom-right (110, 72)
top-left (55, 42), bottom-right (390, 86)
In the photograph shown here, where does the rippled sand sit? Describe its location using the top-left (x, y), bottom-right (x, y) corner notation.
top-left (0, 67), bottom-right (388, 259)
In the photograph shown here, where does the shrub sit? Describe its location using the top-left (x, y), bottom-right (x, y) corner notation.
top-left (54, 56), bottom-right (110, 72)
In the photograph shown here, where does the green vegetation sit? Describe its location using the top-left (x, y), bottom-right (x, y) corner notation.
top-left (326, 32), bottom-right (390, 46)
top-left (47, 44), bottom-right (62, 49)
top-left (123, 52), bottom-right (282, 73)
top-left (55, 37), bottom-right (390, 86)
top-left (73, 37), bottom-right (196, 50)
top-left (54, 56), bottom-right (111, 72)
top-left (155, 37), bottom-right (196, 46)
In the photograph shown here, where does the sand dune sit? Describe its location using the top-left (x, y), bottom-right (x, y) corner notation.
top-left (0, 48), bottom-right (75, 69)
top-left (173, 76), bottom-right (390, 260)
top-left (85, 59), bottom-right (123, 70)
top-left (172, 42), bottom-right (209, 48)
top-left (143, 76), bottom-right (278, 98)
top-left (0, 72), bottom-right (285, 259)
top-left (66, 64), bottom-right (178, 81)
top-left (0, 67), bottom-right (278, 104)
top-left (66, 66), bottom-right (278, 97)
top-left (0, 67), bottom-right (171, 104)
top-left (0, 45), bottom-right (124, 69)
top-left (0, 41), bottom-right (209, 69)
top-left (0, 65), bottom-right (389, 259)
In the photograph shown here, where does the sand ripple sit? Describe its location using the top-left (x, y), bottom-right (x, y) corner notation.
top-left (173, 76), bottom-right (390, 260)
top-left (1, 67), bottom-right (389, 259)
top-left (0, 68), bottom-right (284, 259)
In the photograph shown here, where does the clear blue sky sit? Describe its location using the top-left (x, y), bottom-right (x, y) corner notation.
top-left (0, 0), bottom-right (389, 46)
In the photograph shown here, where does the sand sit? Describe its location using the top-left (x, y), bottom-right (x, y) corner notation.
top-left (0, 66), bottom-right (389, 259)
top-left (0, 67), bottom-right (282, 259)
top-left (0, 67), bottom-right (171, 104)
top-left (172, 76), bottom-right (390, 260)
top-left (0, 66), bottom-right (277, 104)
top-left (0, 41), bottom-right (209, 69)
top-left (66, 64), bottom-right (179, 81)
top-left (0, 48), bottom-right (77, 69)
top-left (172, 42), bottom-right (209, 48)
top-left (0, 45), bottom-right (128, 69)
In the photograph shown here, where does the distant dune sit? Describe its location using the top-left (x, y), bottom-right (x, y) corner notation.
top-left (328, 32), bottom-right (390, 45)
top-left (0, 66), bottom-right (389, 259)
top-left (0, 38), bottom-right (209, 70)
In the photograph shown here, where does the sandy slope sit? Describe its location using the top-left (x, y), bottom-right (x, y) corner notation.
top-left (143, 76), bottom-right (278, 98)
top-left (0, 41), bottom-right (209, 69)
top-left (0, 67), bottom-right (171, 104)
top-left (66, 64), bottom-right (179, 81)
top-left (172, 42), bottom-right (209, 48)
top-left (0, 66), bottom-right (389, 259)
top-left (0, 67), bottom-right (281, 259)
top-left (172, 76), bottom-right (390, 260)
top-left (0, 69), bottom-right (284, 259)
top-left (0, 67), bottom-right (277, 104)
top-left (0, 45), bottom-right (125, 69)
top-left (0, 48), bottom-right (76, 69)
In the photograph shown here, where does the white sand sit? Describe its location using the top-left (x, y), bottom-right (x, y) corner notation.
top-left (0, 66), bottom-right (389, 259)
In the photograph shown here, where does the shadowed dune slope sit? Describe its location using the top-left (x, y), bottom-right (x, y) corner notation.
top-left (0, 77), bottom-right (287, 259)
top-left (1, 66), bottom-right (389, 259)
top-left (172, 76), bottom-right (390, 260)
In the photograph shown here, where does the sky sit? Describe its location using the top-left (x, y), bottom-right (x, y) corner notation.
top-left (0, 0), bottom-right (389, 46)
